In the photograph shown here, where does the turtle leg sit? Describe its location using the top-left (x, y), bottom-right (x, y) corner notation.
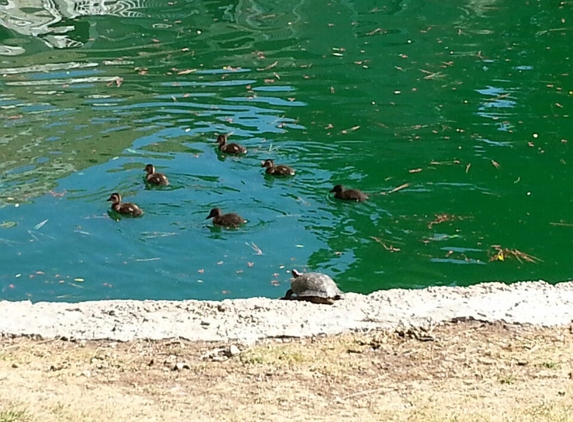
top-left (298, 296), bottom-right (334, 305)
top-left (282, 289), bottom-right (295, 300)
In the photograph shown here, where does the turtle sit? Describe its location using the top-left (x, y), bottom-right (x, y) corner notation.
top-left (283, 269), bottom-right (343, 305)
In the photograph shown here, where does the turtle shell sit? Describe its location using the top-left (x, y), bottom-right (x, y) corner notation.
top-left (290, 270), bottom-right (342, 301)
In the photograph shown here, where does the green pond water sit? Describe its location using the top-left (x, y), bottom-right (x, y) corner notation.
top-left (0, 0), bottom-right (572, 302)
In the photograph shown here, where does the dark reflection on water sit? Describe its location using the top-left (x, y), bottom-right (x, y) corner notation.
top-left (1, 0), bottom-right (572, 302)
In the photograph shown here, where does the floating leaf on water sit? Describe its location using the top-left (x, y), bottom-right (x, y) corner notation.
top-left (141, 232), bottom-right (177, 239)
top-left (367, 28), bottom-right (385, 36)
top-left (549, 221), bottom-right (573, 227)
top-left (246, 242), bottom-right (263, 255)
top-left (0, 221), bottom-right (17, 228)
top-left (370, 236), bottom-right (401, 252)
top-left (34, 219), bottom-right (48, 230)
top-left (103, 60), bottom-right (134, 66)
top-left (177, 69), bottom-right (196, 75)
top-left (342, 125), bottom-right (360, 133)
top-left (489, 245), bottom-right (541, 263)
top-left (257, 61), bottom-right (278, 71)
top-left (385, 183), bottom-right (409, 195)
top-left (428, 213), bottom-right (466, 229)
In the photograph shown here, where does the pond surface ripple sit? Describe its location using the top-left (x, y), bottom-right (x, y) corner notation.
top-left (0, 0), bottom-right (571, 302)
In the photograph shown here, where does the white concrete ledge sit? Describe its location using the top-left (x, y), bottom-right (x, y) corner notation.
top-left (1, 281), bottom-right (572, 342)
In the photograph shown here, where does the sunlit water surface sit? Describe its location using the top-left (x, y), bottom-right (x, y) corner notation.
top-left (1, 0), bottom-right (572, 302)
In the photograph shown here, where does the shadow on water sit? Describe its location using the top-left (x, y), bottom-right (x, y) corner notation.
top-left (1, 0), bottom-right (572, 302)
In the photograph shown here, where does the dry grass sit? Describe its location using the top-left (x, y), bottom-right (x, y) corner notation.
top-left (1, 320), bottom-right (573, 422)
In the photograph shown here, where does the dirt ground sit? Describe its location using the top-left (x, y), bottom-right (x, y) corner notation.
top-left (1, 319), bottom-right (572, 422)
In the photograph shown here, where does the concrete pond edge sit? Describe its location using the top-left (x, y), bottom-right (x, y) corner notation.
top-left (1, 280), bottom-right (572, 343)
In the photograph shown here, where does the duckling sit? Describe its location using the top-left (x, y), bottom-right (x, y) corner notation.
top-left (330, 184), bottom-right (368, 202)
top-left (261, 159), bottom-right (295, 176)
top-left (206, 207), bottom-right (245, 227)
top-left (107, 192), bottom-right (143, 216)
top-left (216, 134), bottom-right (247, 155)
top-left (144, 164), bottom-right (169, 186)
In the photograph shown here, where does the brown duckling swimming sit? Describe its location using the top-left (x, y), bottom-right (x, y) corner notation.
top-left (261, 159), bottom-right (295, 176)
top-left (330, 184), bottom-right (368, 202)
top-left (144, 164), bottom-right (169, 186)
top-left (206, 207), bottom-right (246, 227)
top-left (107, 192), bottom-right (143, 216)
top-left (216, 134), bottom-right (247, 155)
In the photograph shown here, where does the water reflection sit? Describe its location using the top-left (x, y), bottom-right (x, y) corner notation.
top-left (1, 0), bottom-right (571, 302)
top-left (0, 0), bottom-right (331, 302)
top-left (0, 0), bottom-right (154, 51)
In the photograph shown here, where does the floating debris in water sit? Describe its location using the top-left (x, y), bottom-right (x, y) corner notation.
top-left (246, 242), bottom-right (263, 255)
top-left (34, 219), bottom-right (48, 230)
top-left (489, 245), bottom-right (542, 263)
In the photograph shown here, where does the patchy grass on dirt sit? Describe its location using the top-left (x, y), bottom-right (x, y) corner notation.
top-left (1, 320), bottom-right (572, 422)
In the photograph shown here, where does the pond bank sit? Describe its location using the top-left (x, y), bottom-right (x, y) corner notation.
top-left (1, 281), bottom-right (572, 342)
